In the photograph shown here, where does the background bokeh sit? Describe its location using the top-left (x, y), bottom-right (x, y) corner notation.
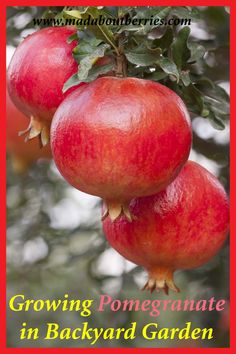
top-left (6, 6), bottom-right (229, 348)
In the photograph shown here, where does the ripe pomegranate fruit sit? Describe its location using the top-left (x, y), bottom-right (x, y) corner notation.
top-left (7, 90), bottom-right (51, 172)
top-left (7, 26), bottom-right (79, 146)
top-left (102, 161), bottom-right (229, 293)
top-left (51, 77), bottom-right (192, 221)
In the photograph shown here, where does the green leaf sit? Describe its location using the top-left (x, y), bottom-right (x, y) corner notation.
top-left (63, 73), bottom-right (80, 93)
top-left (205, 96), bottom-right (229, 115)
top-left (207, 84), bottom-right (229, 103)
top-left (77, 43), bottom-right (110, 80)
top-left (117, 25), bottom-right (143, 33)
top-left (125, 51), bottom-right (158, 66)
top-left (152, 27), bottom-right (174, 51)
top-left (188, 42), bottom-right (206, 62)
top-left (117, 6), bottom-right (134, 17)
top-left (214, 85), bottom-right (230, 102)
top-left (202, 108), bottom-right (210, 117)
top-left (116, 7), bottom-right (172, 34)
top-left (146, 71), bottom-right (168, 81)
top-left (208, 113), bottom-right (225, 130)
top-left (63, 7), bottom-right (118, 53)
top-left (183, 83), bottom-right (205, 114)
top-left (125, 44), bottom-right (162, 66)
top-left (180, 70), bottom-right (191, 86)
top-left (86, 7), bottom-right (118, 53)
top-left (158, 57), bottom-right (179, 82)
top-left (171, 27), bottom-right (191, 69)
top-left (63, 31), bottom-right (111, 93)
top-left (67, 32), bottom-right (79, 44)
top-left (142, 7), bottom-right (171, 33)
top-left (84, 62), bottom-right (114, 81)
top-left (63, 10), bottom-right (82, 19)
top-left (172, 6), bottom-right (200, 20)
top-left (63, 62), bottom-right (114, 93)
top-left (72, 34), bottom-right (104, 61)
top-left (195, 77), bottom-right (215, 90)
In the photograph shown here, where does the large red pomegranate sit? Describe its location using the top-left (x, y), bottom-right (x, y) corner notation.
top-left (7, 26), bottom-right (78, 146)
top-left (102, 161), bottom-right (229, 293)
top-left (7, 90), bottom-right (51, 172)
top-left (51, 77), bottom-right (192, 221)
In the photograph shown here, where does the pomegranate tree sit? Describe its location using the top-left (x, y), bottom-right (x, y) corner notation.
top-left (7, 26), bottom-right (78, 146)
top-left (51, 76), bottom-right (192, 221)
top-left (7, 90), bottom-right (51, 172)
top-left (102, 161), bottom-right (229, 293)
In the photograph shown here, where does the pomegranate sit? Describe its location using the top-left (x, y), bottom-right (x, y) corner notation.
top-left (102, 161), bottom-right (229, 293)
top-left (7, 26), bottom-right (79, 146)
top-left (6, 90), bottom-right (51, 172)
top-left (51, 77), bottom-right (192, 221)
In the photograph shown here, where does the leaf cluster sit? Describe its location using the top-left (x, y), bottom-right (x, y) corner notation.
top-left (39, 6), bottom-right (231, 129)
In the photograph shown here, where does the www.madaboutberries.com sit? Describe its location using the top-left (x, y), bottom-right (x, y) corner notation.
top-left (32, 15), bottom-right (191, 27)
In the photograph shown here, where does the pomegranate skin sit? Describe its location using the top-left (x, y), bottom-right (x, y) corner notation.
top-left (7, 90), bottom-right (52, 172)
top-left (51, 77), bottom-right (192, 220)
top-left (7, 26), bottom-right (78, 145)
top-left (102, 161), bottom-right (229, 293)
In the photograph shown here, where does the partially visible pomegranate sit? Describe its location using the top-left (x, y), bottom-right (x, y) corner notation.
top-left (102, 161), bottom-right (229, 293)
top-left (51, 77), bottom-right (192, 221)
top-left (7, 26), bottom-right (79, 146)
top-left (6, 90), bottom-right (51, 172)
